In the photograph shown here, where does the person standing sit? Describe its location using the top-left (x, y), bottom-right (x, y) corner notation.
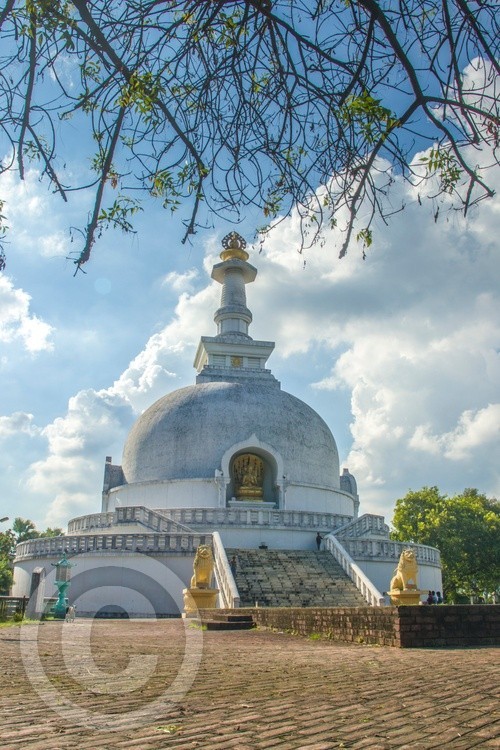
top-left (316, 532), bottom-right (323, 550)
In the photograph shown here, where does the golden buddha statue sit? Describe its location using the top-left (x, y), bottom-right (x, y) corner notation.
top-left (233, 453), bottom-right (264, 500)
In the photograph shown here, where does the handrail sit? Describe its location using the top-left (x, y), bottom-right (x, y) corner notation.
top-left (339, 537), bottom-right (441, 566)
top-left (324, 534), bottom-right (385, 607)
top-left (334, 513), bottom-right (390, 538)
top-left (212, 532), bottom-right (240, 609)
top-left (67, 506), bottom-right (193, 535)
top-left (159, 507), bottom-right (352, 530)
top-left (14, 532), bottom-right (212, 560)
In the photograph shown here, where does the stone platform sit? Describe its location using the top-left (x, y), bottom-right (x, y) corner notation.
top-left (0, 618), bottom-right (499, 749)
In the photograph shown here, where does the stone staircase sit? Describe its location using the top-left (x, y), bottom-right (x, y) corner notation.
top-left (225, 549), bottom-right (368, 608)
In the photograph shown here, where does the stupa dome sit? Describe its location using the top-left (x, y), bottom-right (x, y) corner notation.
top-left (122, 380), bottom-right (340, 489)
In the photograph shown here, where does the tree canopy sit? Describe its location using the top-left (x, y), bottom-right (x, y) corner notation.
top-left (12, 517), bottom-right (64, 543)
top-left (0, 1), bottom-right (498, 270)
top-left (391, 486), bottom-right (500, 602)
top-left (0, 518), bottom-right (63, 594)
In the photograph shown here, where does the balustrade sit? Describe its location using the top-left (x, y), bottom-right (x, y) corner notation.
top-left (323, 535), bottom-right (385, 606)
top-left (340, 537), bottom-right (440, 566)
top-left (335, 513), bottom-right (390, 538)
top-left (212, 532), bottom-right (240, 609)
top-left (14, 532), bottom-right (212, 560)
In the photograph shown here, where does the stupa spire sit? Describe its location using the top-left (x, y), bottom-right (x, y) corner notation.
top-left (211, 232), bottom-right (256, 340)
top-left (193, 232), bottom-right (278, 386)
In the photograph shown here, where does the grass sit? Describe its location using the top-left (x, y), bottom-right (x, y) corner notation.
top-left (0, 618), bottom-right (38, 628)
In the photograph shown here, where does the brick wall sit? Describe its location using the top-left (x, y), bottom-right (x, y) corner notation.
top-left (396, 604), bottom-right (500, 647)
top-left (205, 605), bottom-right (500, 648)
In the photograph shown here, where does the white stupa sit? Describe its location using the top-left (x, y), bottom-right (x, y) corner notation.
top-left (104, 231), bottom-right (357, 519)
top-left (13, 233), bottom-right (441, 617)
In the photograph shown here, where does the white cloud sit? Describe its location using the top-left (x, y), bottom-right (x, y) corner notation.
top-left (26, 389), bottom-right (134, 526)
top-left (0, 411), bottom-right (40, 438)
top-left (411, 404), bottom-right (500, 461)
top-left (161, 268), bottom-right (199, 292)
top-left (0, 275), bottom-right (54, 352)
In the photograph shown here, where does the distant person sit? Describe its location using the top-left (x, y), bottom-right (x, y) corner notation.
top-left (316, 532), bottom-right (323, 550)
top-left (436, 591), bottom-right (443, 604)
top-left (65, 605), bottom-right (76, 622)
top-left (427, 590), bottom-right (434, 605)
top-left (229, 555), bottom-right (237, 576)
top-left (432, 590), bottom-right (438, 604)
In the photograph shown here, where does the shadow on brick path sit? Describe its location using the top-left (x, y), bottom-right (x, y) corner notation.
top-left (1, 619), bottom-right (498, 749)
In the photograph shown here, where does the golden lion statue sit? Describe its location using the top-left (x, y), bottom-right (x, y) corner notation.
top-left (389, 548), bottom-right (418, 591)
top-left (190, 545), bottom-right (214, 589)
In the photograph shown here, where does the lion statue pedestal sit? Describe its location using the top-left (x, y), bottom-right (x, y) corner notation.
top-left (387, 549), bottom-right (425, 606)
top-left (182, 545), bottom-right (219, 618)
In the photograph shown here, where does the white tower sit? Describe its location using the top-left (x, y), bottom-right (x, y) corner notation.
top-left (194, 232), bottom-right (276, 384)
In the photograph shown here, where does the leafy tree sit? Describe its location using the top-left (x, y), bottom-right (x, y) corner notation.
top-left (42, 527), bottom-right (64, 537)
top-left (0, 530), bottom-right (15, 594)
top-left (391, 487), bottom-right (500, 602)
top-left (0, 520), bottom-right (63, 594)
top-left (12, 517), bottom-right (40, 544)
top-left (0, 1), bottom-right (498, 270)
top-left (11, 518), bottom-right (64, 543)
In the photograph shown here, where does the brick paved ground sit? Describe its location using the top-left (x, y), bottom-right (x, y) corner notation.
top-left (0, 619), bottom-right (498, 750)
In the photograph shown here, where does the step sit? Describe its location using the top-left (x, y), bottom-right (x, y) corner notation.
top-left (200, 619), bottom-right (255, 631)
top-left (207, 613), bottom-right (254, 623)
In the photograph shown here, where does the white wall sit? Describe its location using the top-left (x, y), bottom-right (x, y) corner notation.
top-left (285, 485), bottom-right (355, 515)
top-left (216, 527), bottom-right (324, 550)
top-left (13, 553), bottom-right (195, 616)
top-left (107, 479), bottom-right (356, 516)
top-left (108, 479), bottom-right (218, 510)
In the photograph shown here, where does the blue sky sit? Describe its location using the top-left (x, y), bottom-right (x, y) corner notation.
top-left (1, 67), bottom-right (499, 532)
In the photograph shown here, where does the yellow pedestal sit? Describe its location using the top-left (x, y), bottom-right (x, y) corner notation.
top-left (388, 588), bottom-right (425, 606)
top-left (182, 587), bottom-right (219, 617)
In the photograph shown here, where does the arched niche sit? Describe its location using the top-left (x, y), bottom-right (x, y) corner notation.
top-left (220, 435), bottom-right (284, 507)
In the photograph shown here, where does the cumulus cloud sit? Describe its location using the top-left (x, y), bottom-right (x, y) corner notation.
top-left (0, 275), bottom-right (54, 352)
top-left (161, 268), bottom-right (199, 292)
top-left (27, 389), bottom-right (134, 526)
top-left (0, 411), bottom-right (40, 438)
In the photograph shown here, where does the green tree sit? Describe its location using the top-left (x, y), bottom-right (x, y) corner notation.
top-left (0, 520), bottom-right (63, 595)
top-left (12, 518), bottom-right (40, 544)
top-left (391, 487), bottom-right (500, 602)
top-left (0, 1), bottom-right (497, 270)
top-left (0, 530), bottom-right (15, 594)
top-left (11, 518), bottom-right (64, 544)
top-left (42, 527), bottom-right (64, 538)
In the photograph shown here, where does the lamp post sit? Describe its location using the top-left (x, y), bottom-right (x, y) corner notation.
top-left (51, 552), bottom-right (75, 618)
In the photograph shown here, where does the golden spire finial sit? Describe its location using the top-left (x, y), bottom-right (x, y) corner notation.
top-left (220, 231), bottom-right (249, 262)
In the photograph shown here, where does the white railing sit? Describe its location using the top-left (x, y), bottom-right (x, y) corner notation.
top-left (68, 512), bottom-right (116, 531)
top-left (212, 532), bottom-right (240, 609)
top-left (324, 534), bottom-right (385, 607)
top-left (335, 513), bottom-right (390, 538)
top-left (15, 532), bottom-right (212, 560)
top-left (67, 506), bottom-right (193, 534)
top-left (339, 537), bottom-right (441, 566)
top-left (160, 507), bottom-right (352, 531)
